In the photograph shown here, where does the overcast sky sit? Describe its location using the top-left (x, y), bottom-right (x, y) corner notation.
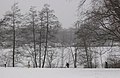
top-left (0, 0), bottom-right (81, 28)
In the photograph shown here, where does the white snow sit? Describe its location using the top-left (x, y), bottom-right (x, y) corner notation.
top-left (0, 68), bottom-right (120, 78)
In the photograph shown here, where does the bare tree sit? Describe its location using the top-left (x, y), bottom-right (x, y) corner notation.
top-left (3, 3), bottom-right (22, 67)
top-left (24, 6), bottom-right (38, 68)
top-left (41, 4), bottom-right (60, 68)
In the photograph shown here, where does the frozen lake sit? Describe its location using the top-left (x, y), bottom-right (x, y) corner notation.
top-left (0, 68), bottom-right (120, 78)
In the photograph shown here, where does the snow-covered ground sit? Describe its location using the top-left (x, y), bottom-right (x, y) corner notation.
top-left (0, 68), bottom-right (120, 78)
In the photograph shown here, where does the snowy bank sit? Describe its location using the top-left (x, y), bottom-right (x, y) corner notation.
top-left (0, 68), bottom-right (120, 78)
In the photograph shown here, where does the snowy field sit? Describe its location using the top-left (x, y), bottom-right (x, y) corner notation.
top-left (0, 68), bottom-right (120, 78)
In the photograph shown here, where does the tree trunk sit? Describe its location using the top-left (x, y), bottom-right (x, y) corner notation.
top-left (42, 12), bottom-right (49, 68)
top-left (39, 28), bottom-right (42, 68)
top-left (61, 47), bottom-right (64, 68)
top-left (74, 48), bottom-right (77, 68)
top-left (33, 17), bottom-right (37, 68)
top-left (83, 39), bottom-right (90, 68)
top-left (13, 16), bottom-right (15, 67)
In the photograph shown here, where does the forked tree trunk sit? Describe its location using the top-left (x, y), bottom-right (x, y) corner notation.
top-left (42, 12), bottom-right (49, 68)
